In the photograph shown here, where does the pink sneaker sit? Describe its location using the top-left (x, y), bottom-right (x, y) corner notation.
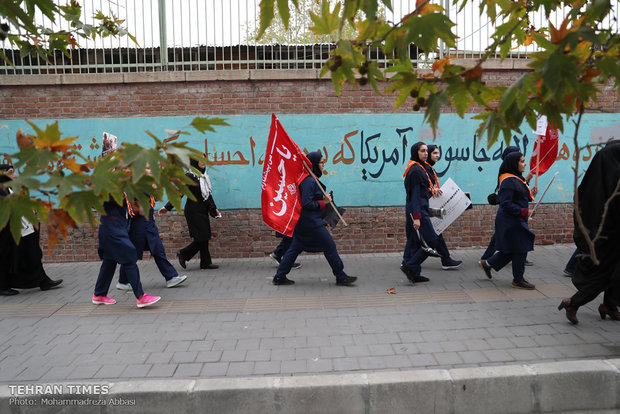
top-left (136, 294), bottom-right (161, 308)
top-left (92, 295), bottom-right (116, 305)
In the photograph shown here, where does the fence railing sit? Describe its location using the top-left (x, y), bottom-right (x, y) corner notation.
top-left (1, 0), bottom-right (618, 75)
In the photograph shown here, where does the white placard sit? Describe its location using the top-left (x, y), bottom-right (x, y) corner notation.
top-left (429, 178), bottom-right (472, 234)
top-left (102, 132), bottom-right (118, 156)
top-left (534, 115), bottom-right (548, 136)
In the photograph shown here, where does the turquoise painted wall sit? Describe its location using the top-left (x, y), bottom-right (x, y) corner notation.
top-left (1, 114), bottom-right (617, 209)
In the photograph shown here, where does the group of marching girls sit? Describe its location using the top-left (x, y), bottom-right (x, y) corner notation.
top-left (83, 124), bottom-right (620, 324)
top-left (403, 141), bottom-right (541, 289)
top-left (92, 147), bottom-right (218, 308)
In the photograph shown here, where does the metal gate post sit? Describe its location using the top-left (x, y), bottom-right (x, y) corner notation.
top-left (158, 0), bottom-right (168, 70)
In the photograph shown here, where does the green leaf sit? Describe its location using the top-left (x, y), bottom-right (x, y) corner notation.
top-left (424, 92), bottom-right (450, 138)
top-left (402, 14), bottom-right (456, 53)
top-left (257, 0), bottom-right (275, 40)
top-left (60, 191), bottom-right (103, 225)
top-left (55, 173), bottom-right (88, 200)
top-left (309, 0), bottom-right (341, 35)
top-left (277, 0), bottom-right (290, 29)
top-left (190, 117), bottom-right (230, 134)
top-left (445, 78), bottom-right (471, 118)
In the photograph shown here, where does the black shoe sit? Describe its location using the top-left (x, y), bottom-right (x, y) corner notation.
top-left (269, 252), bottom-right (281, 264)
top-left (512, 280), bottom-right (535, 290)
top-left (200, 264), bottom-right (219, 269)
top-left (558, 298), bottom-right (578, 324)
top-left (273, 276), bottom-right (295, 285)
top-left (441, 259), bottom-right (462, 270)
top-left (479, 260), bottom-right (492, 279)
top-left (524, 260), bottom-right (534, 266)
top-left (0, 288), bottom-right (19, 296)
top-left (336, 276), bottom-right (357, 286)
top-left (413, 275), bottom-right (430, 283)
top-left (271, 253), bottom-right (301, 270)
top-left (177, 252), bottom-right (187, 269)
top-left (400, 265), bottom-right (416, 283)
top-left (40, 279), bottom-right (63, 291)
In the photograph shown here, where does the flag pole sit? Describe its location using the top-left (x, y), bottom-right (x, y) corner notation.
top-left (302, 160), bottom-right (348, 227)
top-left (534, 134), bottom-right (542, 189)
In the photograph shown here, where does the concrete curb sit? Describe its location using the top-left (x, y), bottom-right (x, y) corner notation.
top-left (2, 359), bottom-right (618, 413)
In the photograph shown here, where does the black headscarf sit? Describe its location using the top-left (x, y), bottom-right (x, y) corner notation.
top-left (410, 141), bottom-right (426, 163)
top-left (306, 151), bottom-right (323, 178)
top-left (426, 144), bottom-right (438, 166)
top-left (405, 142), bottom-right (428, 198)
top-left (0, 163), bottom-right (13, 185)
top-left (499, 151), bottom-right (524, 179)
top-left (190, 158), bottom-right (206, 174)
top-left (502, 145), bottom-right (520, 160)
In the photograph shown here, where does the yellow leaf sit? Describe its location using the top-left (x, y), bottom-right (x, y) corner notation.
top-left (61, 157), bottom-right (82, 173)
top-left (550, 17), bottom-right (570, 44)
top-left (419, 3), bottom-right (443, 16)
top-left (432, 57), bottom-right (450, 73)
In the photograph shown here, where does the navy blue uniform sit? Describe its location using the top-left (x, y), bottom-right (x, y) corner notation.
top-left (486, 176), bottom-right (535, 282)
top-left (402, 163), bottom-right (449, 277)
top-left (423, 161), bottom-right (458, 267)
top-left (274, 176), bottom-right (347, 281)
top-left (94, 197), bottom-right (144, 298)
top-left (119, 205), bottom-right (178, 284)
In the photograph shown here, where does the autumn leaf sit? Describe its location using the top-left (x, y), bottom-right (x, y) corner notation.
top-left (16, 128), bottom-right (34, 148)
top-left (581, 68), bottom-right (601, 83)
top-left (386, 288), bottom-right (396, 294)
top-left (432, 57), bottom-right (450, 73)
top-left (66, 33), bottom-right (79, 49)
top-left (550, 17), bottom-right (570, 44)
top-left (523, 33), bottom-right (534, 47)
top-left (61, 157), bottom-right (83, 173)
top-left (414, 0), bottom-right (427, 15)
top-left (464, 66), bottom-right (483, 81)
top-left (47, 208), bottom-right (78, 249)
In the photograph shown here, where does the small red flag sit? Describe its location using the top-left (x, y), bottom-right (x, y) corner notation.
top-left (261, 114), bottom-right (310, 237)
top-left (529, 124), bottom-right (559, 176)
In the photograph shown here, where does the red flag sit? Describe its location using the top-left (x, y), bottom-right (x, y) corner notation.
top-left (261, 114), bottom-right (310, 237)
top-left (529, 124), bottom-right (559, 176)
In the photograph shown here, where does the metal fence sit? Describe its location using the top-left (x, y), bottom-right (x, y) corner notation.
top-left (1, 0), bottom-right (618, 75)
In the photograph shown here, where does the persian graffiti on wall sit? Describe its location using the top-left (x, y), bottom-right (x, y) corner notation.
top-left (1, 113), bottom-right (617, 208)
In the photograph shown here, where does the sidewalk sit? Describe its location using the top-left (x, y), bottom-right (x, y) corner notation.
top-left (1, 244), bottom-right (619, 413)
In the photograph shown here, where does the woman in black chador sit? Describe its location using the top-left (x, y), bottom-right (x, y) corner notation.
top-left (272, 151), bottom-right (356, 286)
top-left (159, 158), bottom-right (220, 270)
top-left (559, 140), bottom-right (620, 324)
top-left (0, 164), bottom-right (62, 295)
top-left (478, 151), bottom-right (536, 289)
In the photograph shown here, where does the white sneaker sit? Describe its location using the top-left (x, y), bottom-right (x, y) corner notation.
top-left (166, 275), bottom-right (187, 288)
top-left (116, 282), bottom-right (132, 290)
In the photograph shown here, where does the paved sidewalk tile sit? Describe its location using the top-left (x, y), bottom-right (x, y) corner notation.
top-left (1, 245), bottom-right (617, 386)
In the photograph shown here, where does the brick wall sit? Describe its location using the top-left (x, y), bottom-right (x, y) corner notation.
top-left (2, 66), bottom-right (612, 262)
top-left (36, 203), bottom-right (574, 263)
